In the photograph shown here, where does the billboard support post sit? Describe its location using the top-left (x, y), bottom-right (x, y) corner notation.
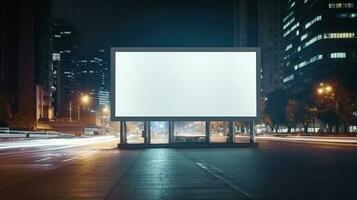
top-left (120, 121), bottom-right (124, 144)
top-left (169, 121), bottom-right (174, 144)
top-left (124, 121), bottom-right (127, 144)
top-left (143, 121), bottom-right (148, 144)
top-left (205, 121), bottom-right (210, 143)
top-left (249, 121), bottom-right (254, 144)
top-left (147, 121), bottom-right (151, 144)
top-left (228, 120), bottom-right (234, 143)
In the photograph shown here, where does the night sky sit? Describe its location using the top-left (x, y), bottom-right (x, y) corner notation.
top-left (54, 0), bottom-right (234, 56)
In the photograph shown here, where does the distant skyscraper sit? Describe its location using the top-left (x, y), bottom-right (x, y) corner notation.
top-left (234, 0), bottom-right (283, 95)
top-left (282, 0), bottom-right (357, 95)
top-left (79, 49), bottom-right (110, 109)
top-left (51, 19), bottom-right (80, 118)
top-left (0, 0), bottom-right (53, 128)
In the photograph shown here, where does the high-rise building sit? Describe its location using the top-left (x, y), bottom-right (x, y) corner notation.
top-left (282, 0), bottom-right (357, 95)
top-left (79, 49), bottom-right (110, 109)
top-left (0, 0), bottom-right (53, 128)
top-left (234, 0), bottom-right (283, 95)
top-left (51, 19), bottom-right (80, 118)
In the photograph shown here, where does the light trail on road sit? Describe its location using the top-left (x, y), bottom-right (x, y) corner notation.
top-left (256, 136), bottom-right (357, 144)
top-left (0, 136), bottom-right (118, 150)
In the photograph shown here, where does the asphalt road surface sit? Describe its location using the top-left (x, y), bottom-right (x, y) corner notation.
top-left (1, 137), bottom-right (357, 200)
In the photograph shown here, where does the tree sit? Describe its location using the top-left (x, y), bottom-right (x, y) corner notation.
top-left (294, 96), bottom-right (317, 133)
top-left (265, 89), bottom-right (288, 133)
top-left (334, 84), bottom-right (357, 132)
top-left (286, 99), bottom-right (299, 133)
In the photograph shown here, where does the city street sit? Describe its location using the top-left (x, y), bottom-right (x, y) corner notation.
top-left (1, 137), bottom-right (357, 199)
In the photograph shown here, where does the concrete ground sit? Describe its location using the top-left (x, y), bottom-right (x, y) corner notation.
top-left (1, 137), bottom-right (357, 199)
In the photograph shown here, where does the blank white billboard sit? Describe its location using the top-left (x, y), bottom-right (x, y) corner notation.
top-left (112, 49), bottom-right (259, 120)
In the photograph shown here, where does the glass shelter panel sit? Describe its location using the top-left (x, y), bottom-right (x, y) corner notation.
top-left (150, 121), bottom-right (169, 144)
top-left (173, 121), bottom-right (205, 143)
top-left (126, 121), bottom-right (144, 144)
top-left (234, 121), bottom-right (250, 143)
top-left (210, 121), bottom-right (229, 143)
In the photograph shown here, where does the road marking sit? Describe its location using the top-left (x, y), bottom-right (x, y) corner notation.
top-left (196, 161), bottom-right (255, 200)
top-left (61, 156), bottom-right (79, 162)
top-left (34, 157), bottom-right (53, 163)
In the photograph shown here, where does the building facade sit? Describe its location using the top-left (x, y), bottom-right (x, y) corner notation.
top-left (0, 0), bottom-right (53, 128)
top-left (282, 0), bottom-right (357, 95)
top-left (79, 49), bottom-right (110, 109)
top-left (234, 0), bottom-right (283, 95)
top-left (51, 19), bottom-right (80, 118)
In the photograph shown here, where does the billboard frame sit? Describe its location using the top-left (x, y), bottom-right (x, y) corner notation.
top-left (111, 47), bottom-right (261, 121)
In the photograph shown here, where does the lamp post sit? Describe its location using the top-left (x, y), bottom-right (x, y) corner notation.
top-left (69, 94), bottom-right (90, 122)
top-left (101, 106), bottom-right (109, 127)
top-left (316, 82), bottom-right (337, 110)
top-left (316, 82), bottom-right (339, 132)
top-left (78, 94), bottom-right (90, 122)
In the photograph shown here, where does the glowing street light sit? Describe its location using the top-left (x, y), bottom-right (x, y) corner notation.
top-left (102, 106), bottom-right (109, 114)
top-left (81, 94), bottom-right (90, 105)
top-left (316, 82), bottom-right (334, 96)
top-left (77, 94), bottom-right (91, 121)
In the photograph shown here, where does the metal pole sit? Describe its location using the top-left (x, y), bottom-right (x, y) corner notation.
top-left (169, 121), bottom-right (174, 144)
top-left (120, 121), bottom-right (124, 144)
top-left (124, 121), bottom-right (127, 144)
top-left (249, 121), bottom-right (254, 144)
top-left (205, 121), bottom-right (210, 143)
top-left (147, 121), bottom-right (151, 144)
top-left (143, 121), bottom-right (148, 144)
top-left (228, 120), bottom-right (234, 143)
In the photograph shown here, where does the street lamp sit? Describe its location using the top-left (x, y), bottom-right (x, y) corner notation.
top-left (316, 82), bottom-right (334, 96)
top-left (316, 82), bottom-right (338, 122)
top-left (100, 106), bottom-right (110, 127)
top-left (70, 94), bottom-right (91, 122)
top-left (78, 94), bottom-right (90, 121)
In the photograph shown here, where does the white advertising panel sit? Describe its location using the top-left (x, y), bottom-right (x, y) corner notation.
top-left (112, 49), bottom-right (259, 120)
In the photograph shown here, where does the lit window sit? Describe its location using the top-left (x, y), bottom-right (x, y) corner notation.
top-left (301, 33), bottom-right (308, 41)
top-left (336, 13), bottom-right (357, 18)
top-left (285, 44), bottom-right (293, 51)
top-left (294, 54), bottom-right (323, 70)
top-left (284, 22), bottom-right (300, 37)
top-left (324, 32), bottom-right (356, 39)
top-left (283, 11), bottom-right (294, 22)
top-left (283, 74), bottom-right (294, 83)
top-left (330, 52), bottom-right (346, 58)
top-left (283, 17), bottom-right (295, 30)
top-left (303, 34), bottom-right (322, 48)
top-left (305, 15), bottom-right (322, 29)
top-left (329, 3), bottom-right (354, 9)
top-left (52, 53), bottom-right (61, 61)
top-left (54, 34), bottom-right (61, 38)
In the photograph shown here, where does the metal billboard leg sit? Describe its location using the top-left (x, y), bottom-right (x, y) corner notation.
top-left (169, 121), bottom-right (174, 144)
top-left (205, 121), bottom-right (210, 143)
top-left (228, 120), bottom-right (234, 143)
top-left (249, 121), bottom-right (254, 144)
top-left (120, 121), bottom-right (124, 144)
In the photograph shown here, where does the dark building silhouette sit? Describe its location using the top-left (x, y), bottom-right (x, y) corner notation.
top-left (0, 0), bottom-right (53, 128)
top-left (234, 0), bottom-right (284, 95)
top-left (282, 0), bottom-right (357, 95)
top-left (79, 49), bottom-right (110, 109)
top-left (51, 19), bottom-right (80, 118)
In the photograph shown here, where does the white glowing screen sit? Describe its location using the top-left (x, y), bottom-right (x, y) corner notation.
top-left (114, 51), bottom-right (257, 118)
